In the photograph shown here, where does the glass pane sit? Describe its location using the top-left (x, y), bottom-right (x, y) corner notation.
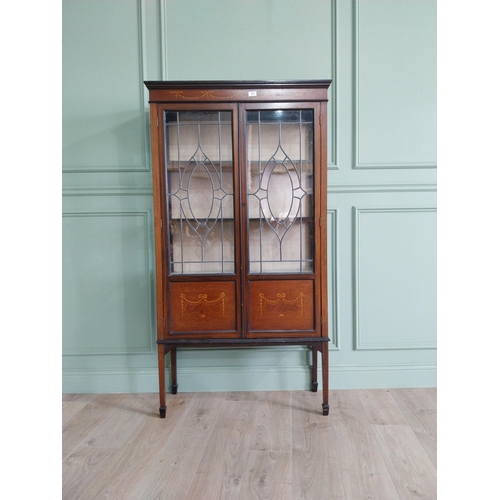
top-left (165, 111), bottom-right (234, 274)
top-left (246, 109), bottom-right (314, 273)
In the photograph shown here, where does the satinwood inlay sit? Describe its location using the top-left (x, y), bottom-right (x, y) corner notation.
top-left (259, 292), bottom-right (304, 317)
top-left (180, 292), bottom-right (226, 318)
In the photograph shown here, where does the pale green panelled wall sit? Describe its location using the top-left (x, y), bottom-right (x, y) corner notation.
top-left (62, 0), bottom-right (436, 393)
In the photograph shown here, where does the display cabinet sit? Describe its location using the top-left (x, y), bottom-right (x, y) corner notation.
top-left (145, 80), bottom-right (331, 416)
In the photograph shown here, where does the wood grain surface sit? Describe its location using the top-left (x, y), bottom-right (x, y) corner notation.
top-left (62, 389), bottom-right (436, 499)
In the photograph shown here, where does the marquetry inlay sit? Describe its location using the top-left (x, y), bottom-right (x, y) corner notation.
top-left (180, 292), bottom-right (226, 318)
top-left (165, 90), bottom-right (241, 100)
top-left (258, 292), bottom-right (304, 317)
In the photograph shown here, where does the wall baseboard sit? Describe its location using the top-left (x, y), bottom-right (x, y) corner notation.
top-left (62, 363), bottom-right (436, 394)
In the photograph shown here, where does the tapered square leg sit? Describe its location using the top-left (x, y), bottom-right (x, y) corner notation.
top-left (311, 345), bottom-right (318, 392)
top-left (170, 347), bottom-right (178, 394)
top-left (158, 345), bottom-right (166, 418)
top-left (321, 342), bottom-right (329, 415)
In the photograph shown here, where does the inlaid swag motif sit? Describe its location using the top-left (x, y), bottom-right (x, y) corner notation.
top-left (259, 292), bottom-right (305, 317)
top-left (180, 292), bottom-right (226, 318)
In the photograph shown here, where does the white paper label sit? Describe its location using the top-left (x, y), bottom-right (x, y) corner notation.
top-left (248, 91), bottom-right (257, 97)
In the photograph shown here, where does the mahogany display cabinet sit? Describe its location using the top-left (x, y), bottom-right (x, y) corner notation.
top-left (144, 80), bottom-right (332, 417)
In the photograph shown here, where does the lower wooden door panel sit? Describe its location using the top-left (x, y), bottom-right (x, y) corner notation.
top-left (247, 280), bottom-right (316, 334)
top-left (169, 281), bottom-right (237, 333)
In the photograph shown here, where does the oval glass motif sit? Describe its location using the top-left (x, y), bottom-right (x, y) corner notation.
top-left (188, 163), bottom-right (215, 221)
top-left (267, 165), bottom-right (293, 221)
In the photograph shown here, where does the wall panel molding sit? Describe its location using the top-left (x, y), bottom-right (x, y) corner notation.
top-left (63, 0), bottom-right (150, 173)
top-left (327, 208), bottom-right (339, 349)
top-left (328, 0), bottom-right (339, 170)
top-left (62, 210), bottom-right (156, 356)
top-left (160, 0), bottom-right (168, 80)
top-left (353, 0), bottom-right (437, 169)
top-left (139, 0), bottom-right (153, 170)
top-left (63, 187), bottom-right (153, 197)
top-left (328, 183), bottom-right (436, 194)
top-left (353, 206), bottom-right (437, 350)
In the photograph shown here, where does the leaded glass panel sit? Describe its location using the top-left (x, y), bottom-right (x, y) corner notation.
top-left (246, 109), bottom-right (314, 273)
top-left (164, 111), bottom-right (234, 274)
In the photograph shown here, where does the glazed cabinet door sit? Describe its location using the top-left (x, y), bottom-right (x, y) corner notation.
top-left (156, 104), bottom-right (241, 338)
top-left (241, 103), bottom-right (323, 337)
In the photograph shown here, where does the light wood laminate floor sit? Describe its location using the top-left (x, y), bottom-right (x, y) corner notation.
top-left (62, 388), bottom-right (436, 500)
